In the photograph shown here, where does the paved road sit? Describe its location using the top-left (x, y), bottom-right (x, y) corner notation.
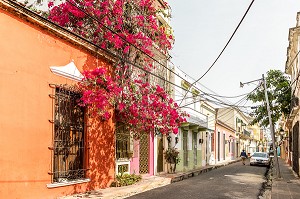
top-left (127, 160), bottom-right (267, 199)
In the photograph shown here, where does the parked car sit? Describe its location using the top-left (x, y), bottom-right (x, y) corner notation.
top-left (250, 152), bottom-right (270, 166)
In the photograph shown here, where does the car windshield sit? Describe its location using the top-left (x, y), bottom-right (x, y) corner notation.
top-left (252, 153), bottom-right (268, 158)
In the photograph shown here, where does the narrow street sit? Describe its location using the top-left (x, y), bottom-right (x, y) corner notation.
top-left (127, 161), bottom-right (267, 199)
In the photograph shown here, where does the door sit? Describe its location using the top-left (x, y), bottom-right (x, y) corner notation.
top-left (206, 132), bottom-right (209, 165)
top-left (193, 132), bottom-right (197, 167)
top-left (292, 121), bottom-right (299, 175)
top-left (139, 133), bottom-right (149, 174)
top-left (183, 131), bottom-right (188, 167)
top-left (218, 132), bottom-right (220, 161)
top-left (223, 134), bottom-right (225, 160)
top-left (157, 134), bottom-right (164, 173)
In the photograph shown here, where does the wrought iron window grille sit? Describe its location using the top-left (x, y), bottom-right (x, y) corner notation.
top-left (116, 123), bottom-right (132, 160)
top-left (48, 84), bottom-right (88, 183)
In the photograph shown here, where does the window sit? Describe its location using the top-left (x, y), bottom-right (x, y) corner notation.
top-left (52, 87), bottom-right (86, 183)
top-left (116, 123), bottom-right (131, 160)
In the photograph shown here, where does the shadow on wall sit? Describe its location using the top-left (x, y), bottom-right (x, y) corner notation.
top-left (87, 117), bottom-right (115, 189)
top-left (70, 55), bottom-right (116, 194)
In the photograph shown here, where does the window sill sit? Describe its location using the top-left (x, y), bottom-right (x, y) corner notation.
top-left (46, 178), bottom-right (90, 188)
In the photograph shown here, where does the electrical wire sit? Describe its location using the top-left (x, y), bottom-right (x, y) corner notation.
top-left (62, 0), bottom-right (257, 105)
top-left (9, 0), bottom-right (207, 97)
top-left (14, 0), bottom-right (260, 118)
top-left (275, 48), bottom-right (300, 95)
top-left (62, 0), bottom-right (195, 90)
top-left (192, 0), bottom-right (255, 82)
top-left (174, 64), bottom-right (255, 107)
top-left (206, 94), bottom-right (251, 124)
top-left (24, 0), bottom-right (256, 109)
top-left (179, 0), bottom-right (255, 106)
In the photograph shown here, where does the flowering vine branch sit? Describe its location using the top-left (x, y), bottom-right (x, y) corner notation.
top-left (48, 0), bottom-right (186, 136)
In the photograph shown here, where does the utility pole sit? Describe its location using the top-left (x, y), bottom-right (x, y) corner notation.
top-left (262, 74), bottom-right (281, 179)
top-left (240, 74), bottom-right (281, 179)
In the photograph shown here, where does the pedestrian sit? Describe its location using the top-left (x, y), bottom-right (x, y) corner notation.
top-left (240, 149), bottom-right (248, 165)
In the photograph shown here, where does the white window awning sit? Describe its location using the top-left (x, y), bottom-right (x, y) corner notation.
top-left (50, 62), bottom-right (84, 81)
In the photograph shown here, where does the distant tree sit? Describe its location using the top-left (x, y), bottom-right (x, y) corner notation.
top-left (247, 70), bottom-right (291, 127)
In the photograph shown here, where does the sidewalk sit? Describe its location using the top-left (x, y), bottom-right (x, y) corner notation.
top-left (272, 158), bottom-right (300, 199)
top-left (271, 158), bottom-right (300, 199)
top-left (60, 159), bottom-right (240, 199)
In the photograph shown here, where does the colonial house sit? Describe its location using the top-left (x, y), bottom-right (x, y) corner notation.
top-left (0, 0), bottom-right (174, 198)
top-left (216, 107), bottom-right (252, 161)
top-left (285, 11), bottom-right (300, 175)
top-left (116, 0), bottom-right (174, 176)
top-left (215, 119), bottom-right (235, 163)
top-left (170, 66), bottom-right (208, 172)
top-left (200, 101), bottom-right (216, 165)
top-left (0, 0), bottom-right (116, 198)
top-left (247, 123), bottom-right (262, 155)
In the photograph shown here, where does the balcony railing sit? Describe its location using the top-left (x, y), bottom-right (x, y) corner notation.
top-left (291, 95), bottom-right (299, 110)
top-left (243, 129), bottom-right (251, 137)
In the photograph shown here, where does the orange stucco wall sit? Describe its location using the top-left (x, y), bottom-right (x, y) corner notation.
top-left (0, 8), bottom-right (115, 199)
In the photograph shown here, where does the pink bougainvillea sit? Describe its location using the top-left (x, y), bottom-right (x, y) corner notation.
top-left (48, 0), bottom-right (186, 136)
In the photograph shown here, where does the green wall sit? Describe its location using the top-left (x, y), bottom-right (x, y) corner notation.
top-left (176, 149), bottom-right (202, 172)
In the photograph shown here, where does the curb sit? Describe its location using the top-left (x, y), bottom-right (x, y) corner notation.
top-left (59, 160), bottom-right (242, 199)
top-left (258, 160), bottom-right (273, 199)
top-left (170, 159), bottom-right (241, 183)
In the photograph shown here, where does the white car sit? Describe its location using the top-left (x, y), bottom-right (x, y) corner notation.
top-left (250, 152), bottom-right (270, 166)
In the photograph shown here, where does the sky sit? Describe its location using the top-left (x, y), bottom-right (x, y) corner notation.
top-left (169, 0), bottom-right (300, 105)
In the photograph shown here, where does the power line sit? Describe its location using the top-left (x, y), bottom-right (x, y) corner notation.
top-left (175, 64), bottom-right (252, 101)
top-left (12, 0), bottom-right (206, 98)
top-left (194, 0), bottom-right (255, 81)
top-left (56, 0), bottom-right (226, 106)
top-left (62, 0), bottom-right (257, 107)
top-left (273, 48), bottom-right (300, 96)
top-left (217, 97), bottom-right (252, 124)
top-left (288, 49), bottom-right (300, 97)
top-left (28, 0), bottom-right (254, 110)
top-left (179, 0), bottom-right (255, 106)
top-left (17, 0), bottom-right (258, 115)
top-left (61, 0), bottom-right (194, 88)
top-left (206, 94), bottom-right (252, 124)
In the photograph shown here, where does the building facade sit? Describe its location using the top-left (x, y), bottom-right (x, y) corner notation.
top-left (0, 1), bottom-right (116, 198)
top-left (216, 108), bottom-right (252, 161)
top-left (285, 11), bottom-right (300, 175)
top-left (170, 66), bottom-right (208, 172)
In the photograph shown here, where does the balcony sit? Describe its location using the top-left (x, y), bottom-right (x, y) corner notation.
top-left (290, 96), bottom-right (299, 117)
top-left (181, 107), bottom-right (208, 129)
top-left (243, 129), bottom-right (251, 137)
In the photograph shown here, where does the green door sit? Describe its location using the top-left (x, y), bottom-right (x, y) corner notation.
top-left (193, 132), bottom-right (197, 167)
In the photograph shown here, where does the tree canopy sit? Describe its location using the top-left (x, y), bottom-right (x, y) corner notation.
top-left (247, 70), bottom-right (291, 127)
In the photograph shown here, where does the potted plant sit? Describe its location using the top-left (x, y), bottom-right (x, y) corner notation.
top-left (164, 147), bottom-right (180, 173)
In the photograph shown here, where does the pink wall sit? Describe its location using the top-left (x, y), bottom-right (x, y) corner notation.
top-left (149, 132), bottom-right (154, 175)
top-left (130, 132), bottom-right (155, 175)
top-left (130, 139), bottom-right (140, 174)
